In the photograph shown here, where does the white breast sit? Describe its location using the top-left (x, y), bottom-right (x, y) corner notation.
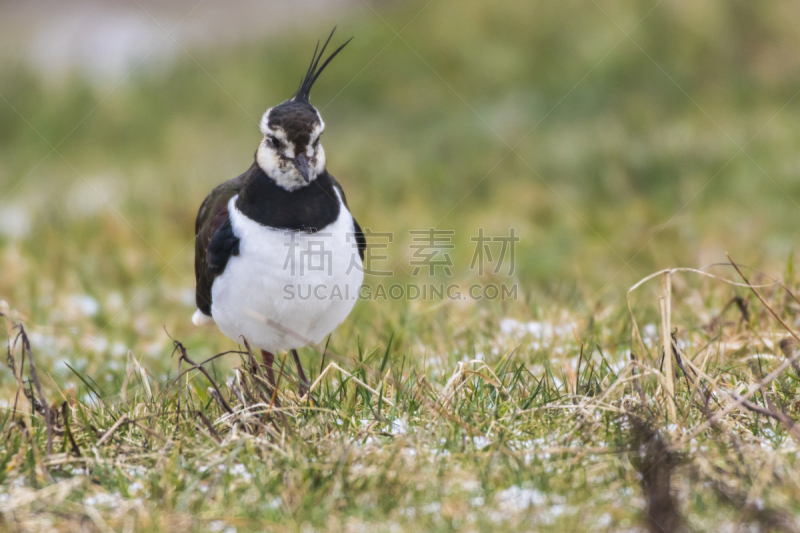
top-left (209, 191), bottom-right (363, 352)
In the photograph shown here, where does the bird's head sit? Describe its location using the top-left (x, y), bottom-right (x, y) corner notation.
top-left (257, 30), bottom-right (351, 191)
top-left (257, 100), bottom-right (326, 191)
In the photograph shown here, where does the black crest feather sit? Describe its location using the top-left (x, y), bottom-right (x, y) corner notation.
top-left (294, 27), bottom-right (352, 102)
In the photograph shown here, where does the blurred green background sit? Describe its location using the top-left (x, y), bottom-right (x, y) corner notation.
top-left (1, 0), bottom-right (800, 380)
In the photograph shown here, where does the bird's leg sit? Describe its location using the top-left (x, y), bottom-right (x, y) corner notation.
top-left (260, 349), bottom-right (276, 389)
top-left (291, 349), bottom-right (310, 397)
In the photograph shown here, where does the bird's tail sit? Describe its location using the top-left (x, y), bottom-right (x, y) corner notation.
top-left (192, 309), bottom-right (215, 326)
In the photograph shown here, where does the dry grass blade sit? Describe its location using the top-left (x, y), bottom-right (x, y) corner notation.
top-left (93, 415), bottom-right (129, 448)
top-left (660, 272), bottom-right (677, 424)
top-left (61, 402), bottom-right (81, 457)
top-left (690, 257), bottom-right (800, 431)
top-left (306, 362), bottom-right (395, 407)
top-left (729, 392), bottom-right (800, 444)
top-left (16, 324), bottom-right (54, 455)
top-left (437, 359), bottom-right (521, 411)
top-left (0, 476), bottom-right (85, 514)
top-left (726, 253), bottom-right (800, 344)
top-left (181, 353), bottom-right (233, 415)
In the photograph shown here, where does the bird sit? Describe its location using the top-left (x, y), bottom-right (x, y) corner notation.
top-left (192, 29), bottom-right (365, 396)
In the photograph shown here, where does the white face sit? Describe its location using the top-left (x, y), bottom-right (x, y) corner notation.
top-left (256, 107), bottom-right (326, 191)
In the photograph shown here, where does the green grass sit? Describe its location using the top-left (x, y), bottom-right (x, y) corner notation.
top-left (3, 0), bottom-right (800, 530)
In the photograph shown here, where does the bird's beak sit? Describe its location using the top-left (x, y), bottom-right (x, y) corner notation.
top-left (293, 154), bottom-right (311, 183)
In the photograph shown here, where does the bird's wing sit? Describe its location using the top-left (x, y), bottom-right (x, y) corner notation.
top-left (328, 172), bottom-right (365, 261)
top-left (194, 170), bottom-right (248, 316)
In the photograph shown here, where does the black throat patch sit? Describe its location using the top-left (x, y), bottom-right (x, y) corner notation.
top-left (235, 163), bottom-right (340, 232)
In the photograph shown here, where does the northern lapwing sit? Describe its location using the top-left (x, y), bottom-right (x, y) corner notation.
top-left (192, 30), bottom-right (365, 396)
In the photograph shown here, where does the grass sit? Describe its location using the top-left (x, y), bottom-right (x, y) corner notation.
top-left (5, 263), bottom-right (800, 532)
top-left (3, 0), bottom-right (800, 530)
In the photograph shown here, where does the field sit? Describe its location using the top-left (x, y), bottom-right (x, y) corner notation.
top-left (3, 1), bottom-right (800, 531)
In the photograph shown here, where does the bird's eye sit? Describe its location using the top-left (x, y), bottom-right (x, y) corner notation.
top-left (268, 136), bottom-right (282, 150)
top-left (313, 137), bottom-right (320, 148)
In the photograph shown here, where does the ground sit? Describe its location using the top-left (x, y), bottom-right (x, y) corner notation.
top-left (2, 1), bottom-right (800, 531)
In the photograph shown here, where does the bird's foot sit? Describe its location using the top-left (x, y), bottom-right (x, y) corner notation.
top-left (291, 349), bottom-right (310, 398)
